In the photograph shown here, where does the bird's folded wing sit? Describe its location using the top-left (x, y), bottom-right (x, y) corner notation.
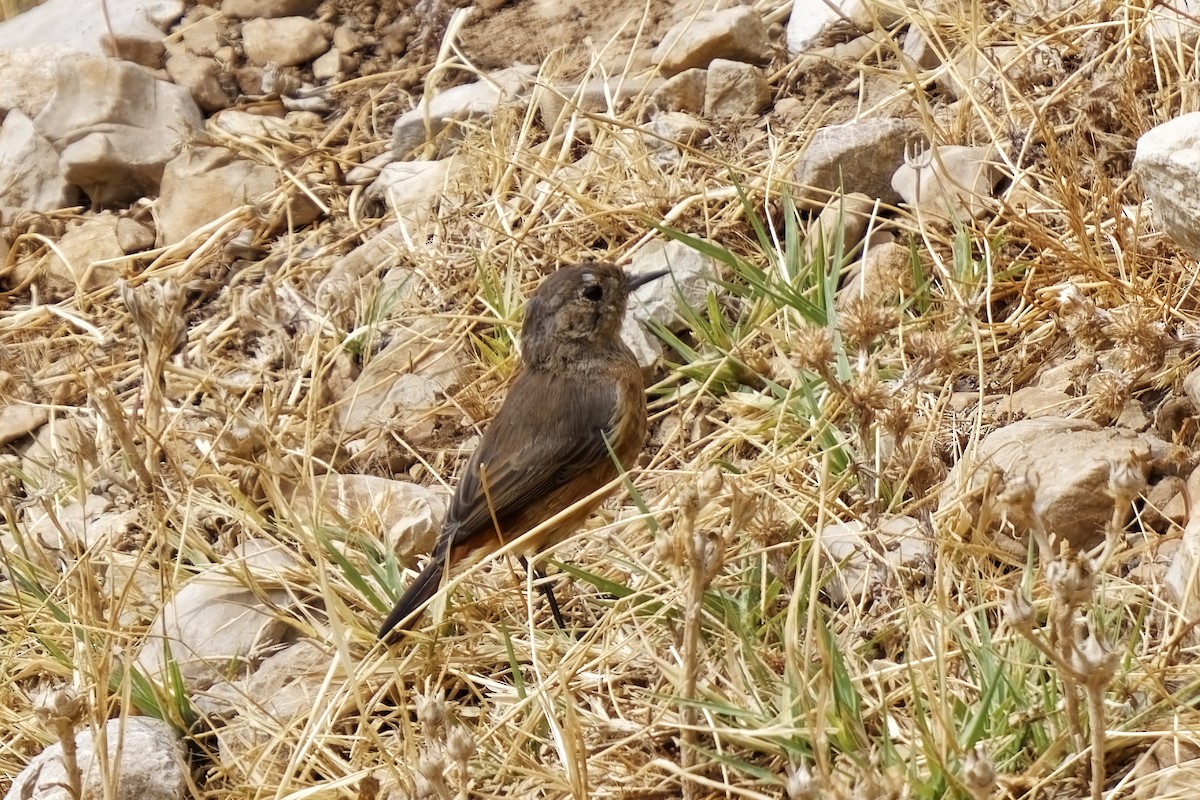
top-left (444, 370), bottom-right (619, 548)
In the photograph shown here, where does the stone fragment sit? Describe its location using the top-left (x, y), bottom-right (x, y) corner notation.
top-left (1134, 113), bottom-right (1200, 260)
top-left (0, 47), bottom-right (92, 117)
top-left (166, 52), bottom-right (232, 111)
top-left (901, 27), bottom-right (940, 71)
top-left (170, 7), bottom-right (226, 56)
top-left (241, 17), bottom-right (328, 67)
top-left (939, 417), bottom-right (1171, 550)
top-left (820, 516), bottom-right (930, 605)
top-left (840, 240), bottom-right (910, 305)
top-left (1166, 465), bottom-right (1200, 617)
top-left (196, 639), bottom-right (329, 786)
top-left (333, 24), bottom-right (367, 54)
top-left (0, 403), bottom-right (48, 447)
top-left (209, 108), bottom-right (292, 140)
top-left (703, 59), bottom-right (770, 117)
top-left (33, 56), bottom-right (202, 205)
top-left (0, 109), bottom-right (77, 213)
top-left (135, 540), bottom-right (298, 688)
top-left (4, 717), bottom-right (185, 800)
top-left (793, 117), bottom-right (923, 207)
top-left (14, 213), bottom-right (125, 299)
top-left (650, 111), bottom-right (709, 145)
top-left (25, 495), bottom-right (138, 554)
top-left (18, 415), bottom-right (97, 490)
top-left (0, 0), bottom-right (180, 59)
top-left (315, 221), bottom-right (421, 314)
top-left (155, 146), bottom-right (319, 245)
top-left (391, 66), bottom-right (535, 158)
top-left (366, 157), bottom-right (466, 238)
top-left (333, 318), bottom-right (463, 445)
top-left (286, 473), bottom-right (448, 562)
top-left (991, 386), bottom-right (1079, 418)
top-left (622, 240), bottom-right (718, 366)
top-left (221, 0), bottom-right (321, 18)
top-left (117, 217), bottom-right (157, 253)
top-left (787, 0), bottom-right (900, 57)
top-left (653, 7), bottom-right (770, 75)
top-left (891, 144), bottom-right (1002, 219)
top-left (936, 45), bottom-right (1064, 101)
top-left (651, 68), bottom-right (707, 113)
top-left (807, 191), bottom-right (877, 262)
top-left (643, 112), bottom-right (710, 170)
top-left (311, 47), bottom-right (346, 81)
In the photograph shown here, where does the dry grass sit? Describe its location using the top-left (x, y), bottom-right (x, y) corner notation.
top-left (4, 0), bottom-right (1200, 798)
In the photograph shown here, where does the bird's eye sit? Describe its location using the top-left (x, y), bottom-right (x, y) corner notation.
top-left (581, 284), bottom-right (603, 302)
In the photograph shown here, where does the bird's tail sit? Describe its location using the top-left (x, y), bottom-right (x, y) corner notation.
top-left (378, 554), bottom-right (446, 643)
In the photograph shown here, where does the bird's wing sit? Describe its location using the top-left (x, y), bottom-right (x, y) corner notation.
top-left (442, 369), bottom-right (620, 550)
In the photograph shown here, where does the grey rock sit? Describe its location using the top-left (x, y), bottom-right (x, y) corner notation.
top-left (0, 109), bottom-right (77, 213)
top-left (366, 157), bottom-right (466, 237)
top-left (820, 516), bottom-right (930, 605)
top-left (166, 51), bottom-right (232, 111)
top-left (938, 417), bottom-right (1169, 550)
top-left (1134, 112), bottom-right (1200, 260)
top-left (4, 717), bottom-right (185, 800)
top-left (0, 0), bottom-right (179, 59)
top-left (33, 56), bottom-right (202, 205)
top-left (891, 144), bottom-right (1002, 219)
top-left (135, 540), bottom-right (298, 688)
top-left (537, 74), bottom-right (662, 130)
top-left (653, 7), bottom-right (770, 75)
top-left (12, 213), bottom-right (125, 299)
top-left (704, 59), bottom-right (770, 117)
top-left (334, 318), bottom-right (463, 445)
top-left (651, 68), bottom-right (707, 113)
top-left (0, 402), bottom-right (48, 447)
top-left (0, 47), bottom-right (93, 117)
top-left (156, 146), bottom-right (320, 245)
top-left (392, 66), bottom-right (535, 158)
top-left (117, 217), bottom-right (157, 253)
top-left (787, 0), bottom-right (900, 57)
top-left (241, 16), bottom-right (328, 67)
top-left (807, 191), bottom-right (877, 261)
top-left (287, 474), bottom-right (448, 563)
top-left (622, 239), bottom-right (719, 366)
top-left (221, 0), bottom-right (321, 18)
top-left (793, 117), bottom-right (923, 206)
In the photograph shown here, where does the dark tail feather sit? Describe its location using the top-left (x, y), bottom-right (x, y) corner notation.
top-left (379, 555), bottom-right (446, 643)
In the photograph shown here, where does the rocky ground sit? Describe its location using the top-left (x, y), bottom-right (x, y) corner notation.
top-left (4, 0), bottom-right (1200, 798)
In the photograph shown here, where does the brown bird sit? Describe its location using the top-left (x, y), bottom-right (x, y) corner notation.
top-left (378, 262), bottom-right (667, 642)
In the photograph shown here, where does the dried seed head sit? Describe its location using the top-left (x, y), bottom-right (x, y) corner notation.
top-left (414, 747), bottom-right (449, 800)
top-left (839, 295), bottom-right (898, 352)
top-left (1045, 551), bottom-right (1096, 609)
top-left (1107, 305), bottom-right (1167, 372)
top-left (996, 467), bottom-right (1038, 528)
top-left (962, 744), bottom-right (997, 797)
top-left (1074, 626), bottom-right (1121, 688)
top-left (447, 725), bottom-right (477, 764)
top-left (416, 689), bottom-right (447, 734)
top-left (1085, 370), bottom-right (1129, 421)
top-left (1005, 589), bottom-right (1036, 632)
top-left (32, 686), bottom-right (85, 731)
top-left (786, 764), bottom-right (820, 799)
top-left (1107, 451), bottom-right (1147, 507)
top-left (902, 329), bottom-right (956, 382)
top-left (792, 326), bottom-right (836, 375)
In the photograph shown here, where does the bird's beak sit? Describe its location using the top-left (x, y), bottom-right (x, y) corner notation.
top-left (627, 269), bottom-right (670, 291)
